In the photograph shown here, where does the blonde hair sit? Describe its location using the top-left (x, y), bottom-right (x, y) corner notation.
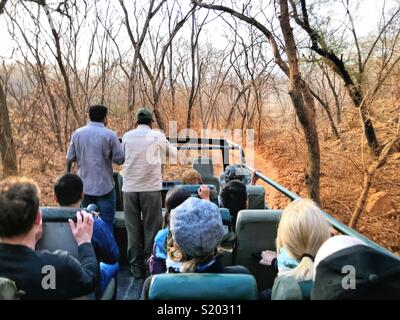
top-left (167, 235), bottom-right (220, 272)
top-left (276, 199), bottom-right (331, 281)
top-left (181, 169), bottom-right (203, 185)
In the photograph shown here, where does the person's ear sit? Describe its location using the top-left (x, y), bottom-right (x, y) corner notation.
top-left (53, 195), bottom-right (58, 204)
top-left (36, 210), bottom-right (42, 226)
top-left (80, 191), bottom-right (84, 200)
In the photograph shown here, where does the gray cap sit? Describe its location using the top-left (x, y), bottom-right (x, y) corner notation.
top-left (170, 197), bottom-right (224, 257)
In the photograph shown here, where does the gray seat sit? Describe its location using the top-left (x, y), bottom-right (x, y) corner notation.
top-left (37, 207), bottom-right (78, 258)
top-left (37, 207), bottom-right (115, 300)
top-left (192, 158), bottom-right (220, 193)
top-left (148, 273), bottom-right (258, 300)
top-left (246, 185), bottom-right (266, 209)
top-left (193, 157), bottom-right (214, 177)
top-left (233, 209), bottom-right (282, 291)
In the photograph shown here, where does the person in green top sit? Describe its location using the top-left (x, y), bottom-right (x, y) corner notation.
top-left (266, 199), bottom-right (331, 300)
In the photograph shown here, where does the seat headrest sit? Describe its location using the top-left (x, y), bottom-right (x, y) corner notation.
top-left (176, 185), bottom-right (218, 205)
top-left (149, 273), bottom-right (258, 300)
top-left (192, 158), bottom-right (214, 178)
top-left (236, 209), bottom-right (282, 226)
top-left (40, 207), bottom-right (77, 222)
top-left (246, 185), bottom-right (266, 209)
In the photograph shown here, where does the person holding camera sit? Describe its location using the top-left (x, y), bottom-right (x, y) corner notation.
top-left (54, 173), bottom-right (119, 298)
top-left (0, 177), bottom-right (98, 299)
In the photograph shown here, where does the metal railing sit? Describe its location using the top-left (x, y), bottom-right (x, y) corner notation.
top-left (246, 166), bottom-right (400, 261)
top-left (167, 136), bottom-right (400, 261)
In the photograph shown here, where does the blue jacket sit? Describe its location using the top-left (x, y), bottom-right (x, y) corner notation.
top-left (92, 217), bottom-right (119, 264)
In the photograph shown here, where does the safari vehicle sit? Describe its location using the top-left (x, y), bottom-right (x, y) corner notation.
top-left (38, 137), bottom-right (400, 300)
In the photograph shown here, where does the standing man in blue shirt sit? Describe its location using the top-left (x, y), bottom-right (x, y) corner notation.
top-left (66, 105), bottom-right (124, 231)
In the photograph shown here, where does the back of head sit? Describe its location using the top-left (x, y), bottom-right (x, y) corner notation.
top-left (164, 187), bottom-right (191, 226)
top-left (89, 104), bottom-right (108, 122)
top-left (0, 177), bottom-right (40, 238)
top-left (54, 173), bottom-right (83, 207)
top-left (276, 199), bottom-right (331, 281)
top-left (220, 180), bottom-right (247, 223)
top-left (181, 169), bottom-right (203, 185)
top-left (312, 239), bottom-right (400, 299)
top-left (169, 197), bottom-right (224, 266)
top-left (136, 107), bottom-right (154, 126)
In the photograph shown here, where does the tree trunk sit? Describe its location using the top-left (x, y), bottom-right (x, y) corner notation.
top-left (0, 83), bottom-right (18, 177)
top-left (279, 0), bottom-right (320, 203)
top-left (349, 135), bottom-right (398, 228)
top-left (42, 2), bottom-right (83, 127)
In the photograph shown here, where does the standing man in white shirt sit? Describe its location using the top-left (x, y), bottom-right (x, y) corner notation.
top-left (122, 107), bottom-right (177, 278)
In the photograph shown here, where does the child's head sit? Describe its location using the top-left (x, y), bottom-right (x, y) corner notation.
top-left (168, 197), bottom-right (224, 272)
top-left (54, 173), bottom-right (83, 207)
top-left (164, 187), bottom-right (191, 226)
top-left (181, 169), bottom-right (203, 185)
top-left (220, 180), bottom-right (248, 227)
top-left (276, 199), bottom-right (331, 281)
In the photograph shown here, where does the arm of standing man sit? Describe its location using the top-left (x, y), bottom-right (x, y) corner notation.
top-left (110, 132), bottom-right (124, 165)
top-left (158, 134), bottom-right (178, 164)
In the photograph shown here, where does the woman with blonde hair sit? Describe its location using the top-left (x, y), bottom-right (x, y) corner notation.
top-left (270, 199), bottom-right (331, 300)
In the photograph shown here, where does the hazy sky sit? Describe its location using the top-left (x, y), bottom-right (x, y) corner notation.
top-left (0, 0), bottom-right (396, 64)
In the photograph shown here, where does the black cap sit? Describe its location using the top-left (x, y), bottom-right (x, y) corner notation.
top-left (312, 245), bottom-right (400, 300)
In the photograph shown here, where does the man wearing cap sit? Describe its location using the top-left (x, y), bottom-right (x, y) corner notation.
top-left (66, 105), bottom-right (124, 232)
top-left (122, 107), bottom-right (177, 278)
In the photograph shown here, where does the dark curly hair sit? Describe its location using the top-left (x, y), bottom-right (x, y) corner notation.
top-left (0, 177), bottom-right (40, 238)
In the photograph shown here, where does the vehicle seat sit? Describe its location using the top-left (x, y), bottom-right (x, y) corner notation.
top-left (37, 207), bottom-right (115, 300)
top-left (176, 184), bottom-right (219, 206)
top-left (148, 273), bottom-right (258, 300)
top-left (246, 185), bottom-right (266, 209)
top-left (233, 210), bottom-right (282, 291)
top-left (0, 277), bottom-right (24, 300)
top-left (192, 158), bottom-right (220, 193)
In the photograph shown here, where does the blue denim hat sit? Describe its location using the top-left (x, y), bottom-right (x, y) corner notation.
top-left (170, 197), bottom-right (224, 257)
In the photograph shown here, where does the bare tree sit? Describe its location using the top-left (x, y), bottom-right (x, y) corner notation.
top-left (289, 0), bottom-right (400, 155)
top-left (27, 0), bottom-right (84, 126)
top-left (193, 0), bottom-right (322, 202)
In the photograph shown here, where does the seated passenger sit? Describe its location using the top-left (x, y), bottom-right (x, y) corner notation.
top-left (312, 235), bottom-right (400, 299)
top-left (263, 199), bottom-right (331, 300)
top-left (0, 177), bottom-right (98, 299)
top-left (181, 168), bottom-right (218, 203)
top-left (219, 180), bottom-right (248, 231)
top-left (181, 169), bottom-right (203, 185)
top-left (141, 197), bottom-right (249, 299)
top-left (54, 173), bottom-right (119, 298)
top-left (148, 187), bottom-right (191, 275)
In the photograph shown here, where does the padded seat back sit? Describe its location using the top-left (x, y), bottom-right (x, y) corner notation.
top-left (148, 273), bottom-right (258, 300)
top-left (202, 176), bottom-right (220, 193)
top-left (176, 184), bottom-right (218, 206)
top-left (193, 157), bottom-right (214, 177)
top-left (246, 185), bottom-right (266, 209)
top-left (233, 210), bottom-right (282, 291)
top-left (37, 207), bottom-right (79, 258)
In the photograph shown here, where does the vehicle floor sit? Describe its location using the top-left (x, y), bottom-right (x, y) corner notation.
top-left (116, 267), bottom-right (144, 300)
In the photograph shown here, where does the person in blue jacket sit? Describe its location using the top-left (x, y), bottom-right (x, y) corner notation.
top-left (148, 187), bottom-right (191, 275)
top-left (54, 173), bottom-right (119, 298)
